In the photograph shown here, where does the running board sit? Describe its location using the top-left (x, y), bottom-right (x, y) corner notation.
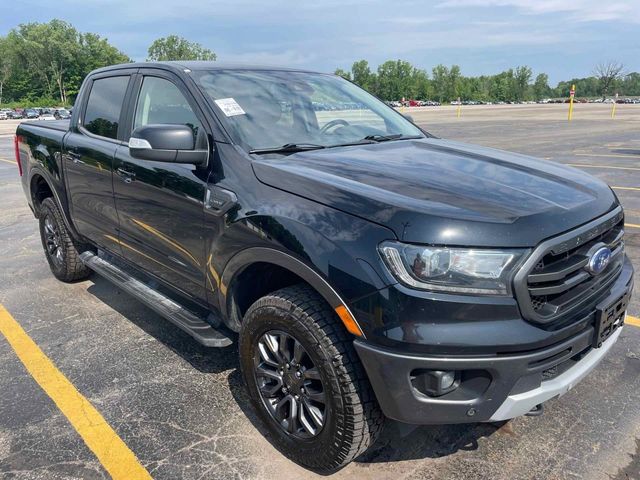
top-left (80, 251), bottom-right (234, 347)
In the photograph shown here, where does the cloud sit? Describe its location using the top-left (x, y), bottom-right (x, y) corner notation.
top-left (218, 49), bottom-right (319, 68)
top-left (2, 0), bottom-right (638, 83)
top-left (435, 0), bottom-right (639, 23)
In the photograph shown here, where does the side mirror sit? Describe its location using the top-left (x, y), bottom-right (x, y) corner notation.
top-left (129, 124), bottom-right (208, 165)
top-left (403, 113), bottom-right (415, 123)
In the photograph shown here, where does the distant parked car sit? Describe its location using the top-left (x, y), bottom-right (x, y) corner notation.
top-left (0, 111), bottom-right (7, 120)
top-left (7, 111), bottom-right (23, 119)
top-left (24, 109), bottom-right (39, 119)
top-left (54, 109), bottom-right (71, 120)
top-left (38, 113), bottom-right (56, 121)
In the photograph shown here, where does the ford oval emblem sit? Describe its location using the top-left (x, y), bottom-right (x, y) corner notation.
top-left (586, 247), bottom-right (611, 275)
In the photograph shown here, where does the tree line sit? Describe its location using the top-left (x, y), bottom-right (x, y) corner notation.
top-left (335, 60), bottom-right (639, 103)
top-left (0, 19), bottom-right (637, 106)
top-left (0, 20), bottom-right (215, 106)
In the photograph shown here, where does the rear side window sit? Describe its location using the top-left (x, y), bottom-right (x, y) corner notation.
top-left (83, 76), bottom-right (129, 139)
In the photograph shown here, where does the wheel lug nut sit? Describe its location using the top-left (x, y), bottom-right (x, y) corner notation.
top-left (300, 387), bottom-right (305, 394)
top-left (294, 394), bottom-right (300, 400)
top-left (286, 363), bottom-right (290, 369)
top-left (295, 371), bottom-right (301, 378)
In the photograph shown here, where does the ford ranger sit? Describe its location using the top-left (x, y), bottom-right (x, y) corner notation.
top-left (14, 61), bottom-right (634, 472)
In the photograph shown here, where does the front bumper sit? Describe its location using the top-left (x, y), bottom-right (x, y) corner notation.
top-left (354, 259), bottom-right (633, 425)
top-left (489, 326), bottom-right (622, 421)
top-left (355, 324), bottom-right (624, 424)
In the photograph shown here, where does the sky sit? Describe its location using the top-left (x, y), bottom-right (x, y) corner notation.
top-left (2, 0), bottom-right (639, 85)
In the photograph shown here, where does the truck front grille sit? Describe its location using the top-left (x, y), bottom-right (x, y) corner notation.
top-left (514, 207), bottom-right (625, 324)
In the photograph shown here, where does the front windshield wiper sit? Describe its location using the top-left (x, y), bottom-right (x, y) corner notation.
top-left (249, 143), bottom-right (326, 154)
top-left (362, 134), bottom-right (423, 142)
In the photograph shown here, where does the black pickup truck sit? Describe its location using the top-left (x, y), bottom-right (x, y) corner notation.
top-left (15, 61), bottom-right (633, 472)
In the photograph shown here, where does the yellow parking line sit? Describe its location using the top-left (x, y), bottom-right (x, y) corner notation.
top-left (626, 223), bottom-right (640, 229)
top-left (0, 304), bottom-right (151, 480)
top-left (0, 157), bottom-right (16, 165)
top-left (612, 186), bottom-right (640, 192)
top-left (574, 153), bottom-right (640, 159)
top-left (627, 315), bottom-right (640, 328)
top-left (568, 164), bottom-right (640, 171)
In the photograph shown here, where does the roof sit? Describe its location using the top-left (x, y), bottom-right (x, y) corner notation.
top-left (90, 61), bottom-right (325, 76)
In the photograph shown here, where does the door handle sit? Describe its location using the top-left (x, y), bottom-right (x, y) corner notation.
top-left (116, 167), bottom-right (136, 183)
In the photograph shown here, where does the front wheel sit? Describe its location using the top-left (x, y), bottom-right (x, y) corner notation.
top-left (239, 284), bottom-right (384, 472)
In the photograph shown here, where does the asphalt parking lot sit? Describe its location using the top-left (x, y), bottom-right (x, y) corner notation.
top-left (0, 103), bottom-right (639, 480)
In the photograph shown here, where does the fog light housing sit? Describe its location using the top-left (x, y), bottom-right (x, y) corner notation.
top-left (411, 370), bottom-right (460, 397)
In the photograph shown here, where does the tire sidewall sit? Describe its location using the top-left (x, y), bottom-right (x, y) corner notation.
top-left (39, 198), bottom-right (67, 277)
top-left (37, 197), bottom-right (89, 282)
top-left (239, 303), bottom-right (346, 465)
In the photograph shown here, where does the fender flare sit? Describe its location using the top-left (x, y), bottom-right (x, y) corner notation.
top-left (219, 247), bottom-right (363, 336)
top-left (28, 167), bottom-right (81, 240)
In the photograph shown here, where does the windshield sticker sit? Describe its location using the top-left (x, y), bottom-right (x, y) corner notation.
top-left (215, 98), bottom-right (246, 117)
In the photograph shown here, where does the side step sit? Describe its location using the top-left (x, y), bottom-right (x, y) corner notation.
top-left (80, 251), bottom-right (234, 347)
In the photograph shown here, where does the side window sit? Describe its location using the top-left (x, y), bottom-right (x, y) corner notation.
top-left (134, 77), bottom-right (201, 139)
top-left (83, 76), bottom-right (129, 139)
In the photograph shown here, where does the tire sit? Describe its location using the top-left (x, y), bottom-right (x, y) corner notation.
top-left (239, 284), bottom-right (384, 472)
top-left (38, 197), bottom-right (90, 282)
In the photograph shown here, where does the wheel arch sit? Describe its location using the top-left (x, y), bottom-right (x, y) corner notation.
top-left (28, 168), bottom-right (81, 240)
top-left (220, 247), bottom-right (364, 338)
top-left (29, 173), bottom-right (54, 215)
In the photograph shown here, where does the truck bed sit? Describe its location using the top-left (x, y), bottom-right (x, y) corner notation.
top-left (21, 119), bottom-right (70, 133)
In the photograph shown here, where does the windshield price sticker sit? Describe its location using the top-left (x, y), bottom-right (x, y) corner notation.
top-left (215, 98), bottom-right (246, 116)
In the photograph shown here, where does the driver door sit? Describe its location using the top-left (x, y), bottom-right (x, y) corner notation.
top-left (112, 70), bottom-right (211, 301)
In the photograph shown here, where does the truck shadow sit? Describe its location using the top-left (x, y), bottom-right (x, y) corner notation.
top-left (85, 273), bottom-right (503, 469)
top-left (84, 274), bottom-right (239, 375)
top-left (355, 420), bottom-right (503, 464)
top-left (226, 363), bottom-right (504, 470)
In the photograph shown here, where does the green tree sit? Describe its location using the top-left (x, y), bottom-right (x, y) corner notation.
top-left (334, 68), bottom-right (351, 81)
top-left (488, 70), bottom-right (515, 102)
top-left (532, 73), bottom-right (550, 100)
top-left (0, 37), bottom-right (13, 104)
top-left (431, 64), bottom-right (449, 102)
top-left (410, 69), bottom-right (431, 100)
top-left (376, 60), bottom-right (415, 101)
top-left (622, 72), bottom-right (640, 96)
top-left (447, 65), bottom-right (461, 100)
top-left (10, 20), bottom-right (81, 103)
top-left (513, 66), bottom-right (532, 101)
top-left (351, 60), bottom-right (374, 91)
top-left (147, 35), bottom-right (216, 61)
top-left (3, 19), bottom-right (129, 104)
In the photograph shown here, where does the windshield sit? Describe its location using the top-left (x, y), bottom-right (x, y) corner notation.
top-left (193, 69), bottom-right (424, 151)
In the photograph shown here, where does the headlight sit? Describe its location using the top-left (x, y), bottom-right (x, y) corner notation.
top-left (379, 241), bottom-right (528, 295)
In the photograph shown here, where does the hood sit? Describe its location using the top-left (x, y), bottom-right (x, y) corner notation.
top-left (251, 138), bottom-right (618, 247)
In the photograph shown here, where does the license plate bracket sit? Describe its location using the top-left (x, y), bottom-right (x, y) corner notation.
top-left (593, 290), bottom-right (629, 348)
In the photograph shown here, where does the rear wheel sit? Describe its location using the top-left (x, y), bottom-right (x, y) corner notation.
top-left (239, 284), bottom-right (384, 472)
top-left (38, 197), bottom-right (90, 282)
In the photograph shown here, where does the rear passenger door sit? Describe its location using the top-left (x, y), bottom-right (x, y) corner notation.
top-left (64, 71), bottom-right (135, 253)
top-left (112, 70), bottom-right (211, 301)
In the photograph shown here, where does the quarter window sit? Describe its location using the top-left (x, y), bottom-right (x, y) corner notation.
top-left (83, 76), bottom-right (129, 139)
